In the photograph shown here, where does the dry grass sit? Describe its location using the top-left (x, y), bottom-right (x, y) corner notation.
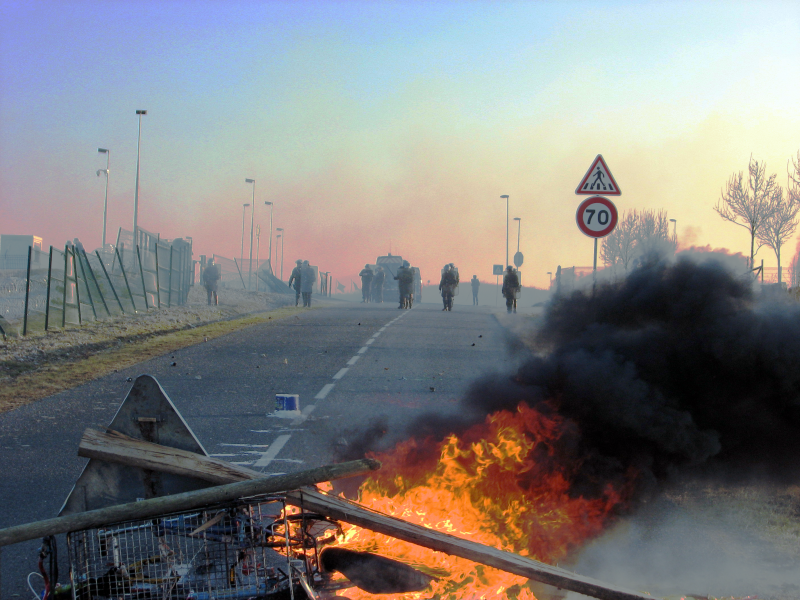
top-left (0, 305), bottom-right (305, 414)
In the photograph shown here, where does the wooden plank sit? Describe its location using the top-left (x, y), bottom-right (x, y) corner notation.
top-left (0, 459), bottom-right (380, 547)
top-left (78, 428), bottom-right (263, 484)
top-left (285, 489), bottom-right (655, 600)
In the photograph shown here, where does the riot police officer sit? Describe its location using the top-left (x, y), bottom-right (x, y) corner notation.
top-left (288, 259), bottom-right (303, 306)
top-left (502, 266), bottom-right (521, 313)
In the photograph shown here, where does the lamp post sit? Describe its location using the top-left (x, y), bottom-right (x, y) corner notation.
top-left (500, 195), bottom-right (509, 268)
top-left (264, 201), bottom-right (273, 274)
top-left (513, 217), bottom-right (521, 252)
top-left (547, 272), bottom-right (552, 286)
top-left (276, 234), bottom-right (281, 281)
top-left (245, 179), bottom-right (256, 290)
top-left (97, 148), bottom-right (110, 247)
top-left (669, 218), bottom-right (677, 241)
top-left (276, 227), bottom-right (284, 280)
top-left (255, 225), bottom-right (261, 291)
top-left (241, 202), bottom-right (250, 269)
top-left (133, 110), bottom-right (147, 247)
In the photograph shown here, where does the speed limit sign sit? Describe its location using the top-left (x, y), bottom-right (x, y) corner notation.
top-left (576, 196), bottom-right (618, 238)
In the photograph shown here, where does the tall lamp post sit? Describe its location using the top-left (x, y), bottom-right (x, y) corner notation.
top-left (276, 227), bottom-right (284, 280)
top-left (255, 225), bottom-right (261, 291)
top-left (241, 202), bottom-right (250, 269)
top-left (264, 201), bottom-right (273, 274)
top-left (547, 272), bottom-right (552, 286)
top-left (500, 195), bottom-right (509, 268)
top-left (276, 234), bottom-right (282, 281)
top-left (245, 179), bottom-right (256, 290)
top-left (133, 110), bottom-right (147, 247)
top-left (669, 218), bottom-right (677, 242)
top-left (97, 148), bottom-right (110, 247)
top-left (513, 217), bottom-right (521, 253)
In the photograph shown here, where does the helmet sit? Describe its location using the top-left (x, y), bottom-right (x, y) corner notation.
top-left (402, 261), bottom-right (410, 267)
top-left (296, 259), bottom-right (302, 265)
top-left (302, 260), bottom-right (309, 265)
top-left (507, 265), bottom-right (513, 272)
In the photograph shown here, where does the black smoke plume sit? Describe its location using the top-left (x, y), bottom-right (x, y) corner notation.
top-left (401, 252), bottom-right (800, 496)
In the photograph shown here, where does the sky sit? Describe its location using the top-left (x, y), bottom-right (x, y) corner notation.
top-left (1, 0), bottom-right (799, 288)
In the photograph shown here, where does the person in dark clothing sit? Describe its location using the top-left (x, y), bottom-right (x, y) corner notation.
top-left (359, 265), bottom-right (374, 303)
top-left (202, 258), bottom-right (221, 305)
top-left (300, 260), bottom-right (317, 307)
top-left (470, 275), bottom-right (480, 305)
top-left (394, 261), bottom-right (414, 308)
top-left (502, 266), bottom-right (520, 313)
top-left (372, 266), bottom-right (385, 303)
top-left (439, 264), bottom-right (458, 311)
top-left (288, 259), bottom-right (303, 306)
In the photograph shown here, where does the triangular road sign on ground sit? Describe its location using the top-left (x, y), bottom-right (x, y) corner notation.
top-left (59, 375), bottom-right (214, 515)
top-left (575, 154), bottom-right (621, 195)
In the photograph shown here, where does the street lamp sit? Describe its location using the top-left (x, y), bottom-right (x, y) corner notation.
top-left (97, 148), bottom-right (110, 247)
top-left (547, 272), bottom-right (552, 285)
top-left (669, 218), bottom-right (677, 240)
top-left (255, 225), bottom-right (261, 291)
top-left (133, 110), bottom-right (147, 247)
top-left (245, 179), bottom-right (255, 290)
top-left (513, 217), bottom-right (521, 253)
top-left (264, 201), bottom-right (273, 275)
top-left (241, 202), bottom-right (250, 271)
top-left (500, 195), bottom-right (509, 268)
top-left (276, 227), bottom-right (284, 280)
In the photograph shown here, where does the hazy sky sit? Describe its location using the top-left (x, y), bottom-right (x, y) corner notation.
top-left (1, 0), bottom-right (798, 287)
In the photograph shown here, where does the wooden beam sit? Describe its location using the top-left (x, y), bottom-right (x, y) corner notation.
top-left (285, 489), bottom-right (654, 600)
top-left (0, 459), bottom-right (380, 547)
top-left (78, 428), bottom-right (263, 484)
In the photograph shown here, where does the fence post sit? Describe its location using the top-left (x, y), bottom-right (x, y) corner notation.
top-left (115, 247), bottom-right (136, 312)
top-left (154, 243), bottom-right (161, 308)
top-left (72, 248), bottom-right (82, 325)
top-left (83, 249), bottom-right (110, 317)
top-left (22, 246), bottom-right (32, 336)
top-left (76, 249), bottom-right (98, 320)
top-left (136, 245), bottom-right (149, 310)
top-left (61, 245), bottom-right (69, 327)
top-left (168, 246), bottom-right (174, 307)
top-left (233, 257), bottom-right (246, 289)
top-left (45, 246), bottom-right (54, 331)
top-left (96, 250), bottom-right (124, 314)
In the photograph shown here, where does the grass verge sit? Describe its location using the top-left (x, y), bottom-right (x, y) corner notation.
top-left (0, 306), bottom-right (303, 414)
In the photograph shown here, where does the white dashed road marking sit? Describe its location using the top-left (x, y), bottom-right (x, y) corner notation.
top-left (347, 355), bottom-right (361, 366)
top-left (357, 346), bottom-right (369, 354)
top-left (333, 368), bottom-right (349, 380)
top-left (314, 383), bottom-right (335, 400)
top-left (253, 434), bottom-right (291, 468)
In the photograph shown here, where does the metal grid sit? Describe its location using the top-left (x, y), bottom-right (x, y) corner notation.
top-left (67, 495), bottom-right (342, 600)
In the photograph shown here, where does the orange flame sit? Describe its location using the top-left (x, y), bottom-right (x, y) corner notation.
top-left (327, 401), bottom-right (634, 599)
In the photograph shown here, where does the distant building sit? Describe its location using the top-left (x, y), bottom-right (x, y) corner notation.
top-left (0, 235), bottom-right (43, 269)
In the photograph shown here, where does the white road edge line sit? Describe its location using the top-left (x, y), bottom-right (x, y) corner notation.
top-left (333, 368), bottom-right (349, 379)
top-left (315, 383), bottom-right (335, 400)
top-left (347, 355), bottom-right (360, 366)
top-left (357, 346), bottom-right (369, 354)
top-left (253, 434), bottom-right (291, 468)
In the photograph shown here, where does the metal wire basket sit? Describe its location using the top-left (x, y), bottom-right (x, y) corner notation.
top-left (66, 495), bottom-right (342, 600)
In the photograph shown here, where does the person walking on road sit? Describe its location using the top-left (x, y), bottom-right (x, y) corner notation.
top-left (288, 259), bottom-right (303, 306)
top-left (439, 263), bottom-right (458, 311)
top-left (301, 260), bottom-right (317, 307)
top-left (372, 266), bottom-right (385, 303)
top-left (470, 275), bottom-right (480, 306)
top-left (359, 264), bottom-right (374, 303)
top-left (394, 260), bottom-right (414, 309)
top-left (502, 265), bottom-right (521, 314)
top-left (202, 258), bottom-right (221, 305)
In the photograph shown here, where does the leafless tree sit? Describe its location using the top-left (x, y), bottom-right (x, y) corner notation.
top-left (601, 210), bottom-right (638, 271)
top-left (715, 156), bottom-right (778, 269)
top-left (756, 187), bottom-right (799, 284)
top-left (788, 150), bottom-right (800, 203)
top-left (634, 209), bottom-right (675, 256)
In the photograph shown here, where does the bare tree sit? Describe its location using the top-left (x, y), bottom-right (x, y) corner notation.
top-left (756, 187), bottom-right (799, 283)
top-left (634, 209), bottom-right (675, 256)
top-left (601, 210), bottom-right (638, 271)
top-left (789, 150), bottom-right (800, 203)
top-left (715, 156), bottom-right (778, 269)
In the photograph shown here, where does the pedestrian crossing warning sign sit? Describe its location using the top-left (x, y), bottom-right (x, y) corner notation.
top-left (575, 154), bottom-right (621, 195)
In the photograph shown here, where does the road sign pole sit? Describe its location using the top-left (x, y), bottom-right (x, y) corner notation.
top-left (593, 238), bottom-right (597, 271)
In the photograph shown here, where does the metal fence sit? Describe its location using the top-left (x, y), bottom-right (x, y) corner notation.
top-left (0, 237), bottom-right (193, 338)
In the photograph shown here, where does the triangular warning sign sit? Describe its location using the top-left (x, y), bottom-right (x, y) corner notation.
top-left (575, 154), bottom-right (621, 195)
top-left (59, 374), bottom-right (214, 515)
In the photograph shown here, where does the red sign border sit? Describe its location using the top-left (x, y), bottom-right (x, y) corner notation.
top-left (576, 196), bottom-right (618, 238)
top-left (575, 154), bottom-right (622, 196)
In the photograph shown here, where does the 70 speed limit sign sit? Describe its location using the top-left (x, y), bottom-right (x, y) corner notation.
top-left (576, 196), bottom-right (618, 238)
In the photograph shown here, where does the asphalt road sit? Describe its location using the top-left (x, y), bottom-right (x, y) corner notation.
top-left (0, 300), bottom-right (519, 597)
